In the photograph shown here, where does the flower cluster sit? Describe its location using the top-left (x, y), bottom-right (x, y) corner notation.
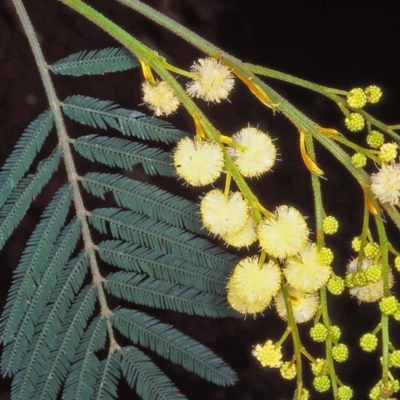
top-left (344, 112), bottom-right (365, 132)
top-left (346, 257), bottom-right (394, 303)
top-left (226, 256), bottom-right (281, 314)
top-left (142, 80), bottom-right (180, 116)
top-left (283, 243), bottom-right (332, 293)
top-left (200, 189), bottom-right (249, 236)
top-left (252, 340), bottom-right (283, 368)
top-left (141, 56), bottom-right (235, 115)
top-left (258, 205), bottom-right (309, 259)
top-left (174, 137), bottom-right (224, 186)
top-left (186, 57), bottom-right (235, 103)
top-left (227, 127), bottom-right (277, 177)
top-left (150, 55), bottom-right (394, 399)
top-left (274, 286), bottom-right (320, 323)
top-left (346, 85), bottom-right (382, 108)
top-left (370, 160), bottom-right (400, 205)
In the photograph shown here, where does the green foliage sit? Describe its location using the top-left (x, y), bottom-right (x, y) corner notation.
top-left (49, 47), bottom-right (139, 76)
top-left (0, 42), bottom-right (238, 399)
top-left (81, 172), bottom-right (202, 233)
top-left (112, 308), bottom-right (237, 386)
top-left (73, 134), bottom-right (176, 176)
top-left (62, 95), bottom-right (185, 143)
top-left (0, 110), bottom-right (54, 209)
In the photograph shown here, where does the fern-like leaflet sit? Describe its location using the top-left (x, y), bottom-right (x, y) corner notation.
top-left (0, 47), bottom-right (239, 400)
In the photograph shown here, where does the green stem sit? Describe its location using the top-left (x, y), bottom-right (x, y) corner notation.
top-left (306, 135), bottom-right (339, 396)
top-left (11, 0), bottom-right (116, 343)
top-left (247, 63), bottom-right (400, 142)
top-left (281, 284), bottom-right (304, 400)
top-left (247, 62), bottom-right (346, 97)
top-left (306, 135), bottom-right (324, 247)
top-left (374, 214), bottom-right (390, 383)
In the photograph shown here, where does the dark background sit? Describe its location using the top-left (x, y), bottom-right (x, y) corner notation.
top-left (1, 0), bottom-right (400, 399)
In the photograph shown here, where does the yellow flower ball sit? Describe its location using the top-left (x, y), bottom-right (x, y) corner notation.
top-left (258, 205), bottom-right (309, 259)
top-left (226, 256), bottom-right (282, 315)
top-left (252, 340), bottom-right (283, 368)
top-left (347, 257), bottom-right (394, 302)
top-left (221, 216), bottom-right (257, 249)
top-left (228, 127), bottom-right (277, 178)
top-left (142, 80), bottom-right (180, 116)
top-left (173, 137), bottom-right (224, 187)
top-left (200, 189), bottom-right (249, 236)
top-left (283, 243), bottom-right (332, 293)
top-left (186, 57), bottom-right (235, 103)
top-left (274, 286), bottom-right (320, 323)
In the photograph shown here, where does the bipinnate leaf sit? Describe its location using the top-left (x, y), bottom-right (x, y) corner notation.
top-left (0, 148), bottom-right (61, 249)
top-left (2, 217), bottom-right (82, 376)
top-left (0, 184), bottom-right (72, 344)
top-left (119, 346), bottom-right (183, 400)
top-left (93, 349), bottom-right (121, 400)
top-left (49, 47), bottom-right (138, 76)
top-left (63, 315), bottom-right (107, 400)
top-left (9, 251), bottom-right (90, 400)
top-left (113, 308), bottom-right (237, 386)
top-left (104, 272), bottom-right (235, 318)
top-left (32, 284), bottom-right (98, 399)
top-left (1, 79), bottom-right (239, 399)
top-left (81, 172), bottom-right (202, 234)
top-left (0, 109), bottom-right (54, 209)
top-left (89, 207), bottom-right (238, 271)
top-left (73, 134), bottom-right (176, 177)
top-left (62, 95), bottom-right (185, 143)
top-left (97, 240), bottom-right (227, 295)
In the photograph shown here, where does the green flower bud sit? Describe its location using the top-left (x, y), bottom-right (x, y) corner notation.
top-left (360, 333), bottom-right (378, 352)
top-left (347, 88), bottom-right (367, 108)
top-left (345, 113), bottom-right (365, 132)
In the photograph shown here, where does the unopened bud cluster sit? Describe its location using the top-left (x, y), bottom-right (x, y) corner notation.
top-left (346, 258), bottom-right (393, 303)
top-left (346, 85), bottom-right (382, 108)
top-left (343, 86), bottom-right (382, 132)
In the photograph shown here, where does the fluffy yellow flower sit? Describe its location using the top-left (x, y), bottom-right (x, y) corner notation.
top-left (252, 340), bottom-right (283, 368)
top-left (226, 256), bottom-right (282, 315)
top-left (173, 137), bottom-right (224, 186)
top-left (370, 161), bottom-right (400, 205)
top-left (274, 286), bottom-right (320, 323)
top-left (283, 243), bottom-right (332, 293)
top-left (142, 80), bottom-right (180, 116)
top-left (227, 127), bottom-right (277, 178)
top-left (200, 189), bottom-right (248, 236)
top-left (221, 216), bottom-right (257, 249)
top-left (186, 57), bottom-right (235, 103)
top-left (347, 257), bottom-right (394, 302)
top-left (258, 205), bottom-right (309, 259)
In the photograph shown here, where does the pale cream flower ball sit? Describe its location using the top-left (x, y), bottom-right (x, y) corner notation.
top-left (274, 286), bottom-right (320, 323)
top-left (200, 189), bottom-right (249, 236)
top-left (220, 215), bottom-right (257, 249)
top-left (370, 161), bottom-right (400, 205)
top-left (173, 137), bottom-right (224, 186)
top-left (347, 257), bottom-right (394, 302)
top-left (228, 127), bottom-right (277, 177)
top-left (258, 205), bottom-right (309, 259)
top-left (283, 243), bottom-right (332, 293)
top-left (142, 80), bottom-right (180, 116)
top-left (227, 256), bottom-right (282, 315)
top-left (186, 57), bottom-right (235, 103)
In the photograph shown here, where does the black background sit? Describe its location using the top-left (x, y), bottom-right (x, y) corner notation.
top-left (1, 0), bottom-right (400, 399)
